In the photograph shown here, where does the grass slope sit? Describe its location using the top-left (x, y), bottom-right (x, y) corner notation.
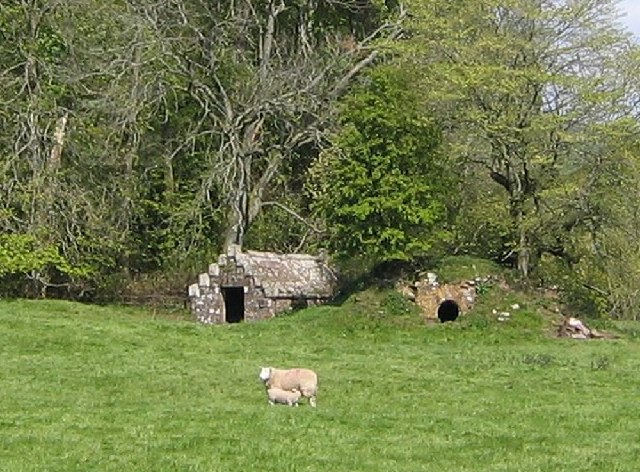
top-left (1, 294), bottom-right (640, 471)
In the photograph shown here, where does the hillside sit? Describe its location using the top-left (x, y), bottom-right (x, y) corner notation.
top-left (1, 294), bottom-right (640, 471)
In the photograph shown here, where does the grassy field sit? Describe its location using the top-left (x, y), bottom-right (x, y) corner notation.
top-left (1, 289), bottom-right (640, 471)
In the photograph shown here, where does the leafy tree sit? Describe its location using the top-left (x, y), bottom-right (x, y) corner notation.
top-left (397, 0), bottom-right (640, 278)
top-left (0, 0), bottom-right (409, 297)
top-left (538, 121), bottom-right (640, 318)
top-left (0, 234), bottom-right (90, 294)
top-left (308, 65), bottom-right (451, 262)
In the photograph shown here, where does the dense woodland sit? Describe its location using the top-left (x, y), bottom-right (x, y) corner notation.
top-left (1, 0), bottom-right (639, 318)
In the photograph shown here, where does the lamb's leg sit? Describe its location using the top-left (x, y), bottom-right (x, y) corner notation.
top-left (309, 396), bottom-right (317, 408)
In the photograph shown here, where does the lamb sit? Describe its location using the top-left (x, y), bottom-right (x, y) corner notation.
top-left (259, 367), bottom-right (318, 407)
top-left (267, 387), bottom-right (302, 407)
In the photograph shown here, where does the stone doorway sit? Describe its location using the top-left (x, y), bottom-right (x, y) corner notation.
top-left (222, 287), bottom-right (245, 323)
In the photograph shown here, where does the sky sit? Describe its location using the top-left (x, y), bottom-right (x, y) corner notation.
top-left (618, 0), bottom-right (640, 38)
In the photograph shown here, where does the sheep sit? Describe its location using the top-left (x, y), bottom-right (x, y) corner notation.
top-left (266, 387), bottom-right (302, 407)
top-left (259, 367), bottom-right (318, 407)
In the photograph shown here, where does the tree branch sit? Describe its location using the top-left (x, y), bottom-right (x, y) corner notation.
top-left (261, 200), bottom-right (324, 233)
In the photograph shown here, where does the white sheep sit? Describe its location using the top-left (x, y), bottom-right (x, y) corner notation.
top-left (267, 387), bottom-right (302, 407)
top-left (259, 367), bottom-right (318, 407)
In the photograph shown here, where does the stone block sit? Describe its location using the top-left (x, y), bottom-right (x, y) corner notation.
top-left (198, 272), bottom-right (210, 287)
top-left (227, 243), bottom-right (240, 258)
top-left (188, 283), bottom-right (200, 297)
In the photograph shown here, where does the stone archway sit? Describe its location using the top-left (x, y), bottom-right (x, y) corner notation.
top-left (402, 272), bottom-right (477, 323)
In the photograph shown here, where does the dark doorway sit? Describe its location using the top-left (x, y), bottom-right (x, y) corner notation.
top-left (222, 287), bottom-right (245, 323)
top-left (437, 300), bottom-right (460, 323)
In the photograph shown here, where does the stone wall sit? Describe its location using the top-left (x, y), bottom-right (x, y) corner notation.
top-left (400, 272), bottom-right (478, 322)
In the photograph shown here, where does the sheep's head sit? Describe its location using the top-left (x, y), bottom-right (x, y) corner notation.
top-left (258, 367), bottom-right (272, 382)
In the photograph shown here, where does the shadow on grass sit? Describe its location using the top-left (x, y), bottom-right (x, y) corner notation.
top-left (328, 259), bottom-right (426, 306)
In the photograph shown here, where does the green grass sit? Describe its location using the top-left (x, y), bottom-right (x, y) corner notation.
top-left (434, 255), bottom-right (506, 283)
top-left (2, 294), bottom-right (640, 471)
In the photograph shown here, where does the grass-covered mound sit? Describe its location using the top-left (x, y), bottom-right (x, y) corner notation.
top-left (1, 294), bottom-right (640, 471)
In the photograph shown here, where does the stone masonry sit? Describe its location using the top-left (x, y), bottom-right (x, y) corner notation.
top-left (400, 272), bottom-right (478, 322)
top-left (188, 245), bottom-right (336, 324)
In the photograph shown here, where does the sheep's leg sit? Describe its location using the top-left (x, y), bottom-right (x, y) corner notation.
top-left (309, 396), bottom-right (317, 408)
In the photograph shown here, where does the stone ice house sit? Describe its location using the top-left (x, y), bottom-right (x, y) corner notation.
top-left (188, 245), bottom-right (336, 324)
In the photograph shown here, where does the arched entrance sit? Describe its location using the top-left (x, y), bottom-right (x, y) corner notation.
top-left (437, 299), bottom-right (460, 323)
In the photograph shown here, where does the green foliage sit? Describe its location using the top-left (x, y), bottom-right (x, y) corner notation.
top-left (244, 198), bottom-right (311, 253)
top-left (35, 24), bottom-right (68, 63)
top-left (395, 0), bottom-right (638, 280)
top-left (381, 289), bottom-right (421, 317)
top-left (0, 0), bottom-right (639, 319)
top-left (537, 255), bottom-right (609, 318)
top-left (309, 66), bottom-right (452, 263)
top-left (449, 173), bottom-right (515, 263)
top-left (0, 234), bottom-right (89, 279)
top-left (531, 124), bottom-right (640, 319)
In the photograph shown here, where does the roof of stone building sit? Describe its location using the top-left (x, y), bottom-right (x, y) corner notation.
top-left (215, 246), bottom-right (336, 299)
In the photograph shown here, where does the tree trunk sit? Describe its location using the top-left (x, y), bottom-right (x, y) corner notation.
top-left (221, 150), bottom-right (280, 252)
top-left (223, 211), bottom-right (244, 250)
top-left (223, 187), bottom-right (248, 251)
top-left (491, 167), bottom-right (533, 279)
top-left (48, 113), bottom-right (68, 171)
top-left (516, 207), bottom-right (530, 278)
top-left (164, 154), bottom-right (175, 194)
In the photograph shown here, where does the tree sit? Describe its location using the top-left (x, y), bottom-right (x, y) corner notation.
top-left (542, 119), bottom-right (640, 318)
top-left (143, 0), bottom-right (407, 252)
top-left (308, 65), bottom-right (451, 262)
top-left (0, 0), bottom-right (185, 295)
top-left (0, 0), bottom-right (409, 296)
top-left (398, 0), bottom-right (640, 277)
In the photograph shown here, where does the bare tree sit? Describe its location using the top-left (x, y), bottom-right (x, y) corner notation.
top-left (0, 0), bottom-right (178, 293)
top-left (142, 0), bottom-right (406, 251)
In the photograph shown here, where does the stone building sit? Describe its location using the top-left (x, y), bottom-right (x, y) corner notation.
top-left (188, 245), bottom-right (336, 324)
